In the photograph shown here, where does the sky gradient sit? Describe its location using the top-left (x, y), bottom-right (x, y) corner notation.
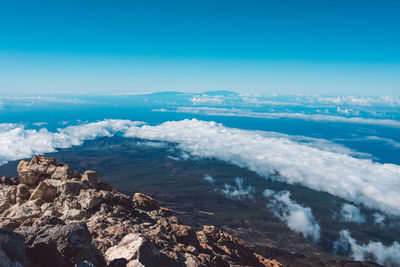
top-left (0, 0), bottom-right (399, 95)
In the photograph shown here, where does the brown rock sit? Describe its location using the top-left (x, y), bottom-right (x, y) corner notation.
top-left (16, 160), bottom-right (29, 174)
top-left (4, 200), bottom-right (42, 222)
top-left (18, 155), bottom-right (58, 185)
top-left (19, 168), bottom-right (40, 185)
top-left (80, 194), bottom-right (103, 210)
top-left (10, 177), bottom-right (19, 185)
top-left (29, 181), bottom-right (57, 202)
top-left (81, 170), bottom-right (99, 188)
top-left (0, 176), bottom-right (11, 185)
top-left (0, 187), bottom-right (17, 213)
top-left (132, 193), bottom-right (159, 211)
top-left (51, 164), bottom-right (80, 180)
top-left (16, 184), bottom-right (30, 204)
top-left (59, 180), bottom-right (82, 196)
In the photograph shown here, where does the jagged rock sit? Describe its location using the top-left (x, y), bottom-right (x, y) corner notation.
top-left (81, 170), bottom-right (99, 188)
top-left (197, 225), bottom-right (267, 267)
top-left (10, 178), bottom-right (19, 185)
top-left (29, 181), bottom-right (57, 202)
top-left (0, 187), bottom-right (17, 214)
top-left (105, 233), bottom-right (145, 263)
top-left (0, 228), bottom-right (26, 266)
top-left (105, 233), bottom-right (172, 267)
top-left (59, 181), bottom-right (82, 196)
top-left (4, 200), bottom-right (43, 222)
top-left (16, 184), bottom-right (30, 204)
top-left (19, 221), bottom-right (106, 267)
top-left (0, 176), bottom-right (17, 186)
top-left (18, 155), bottom-right (58, 185)
top-left (132, 193), bottom-right (160, 211)
top-left (79, 190), bottom-right (103, 210)
top-left (51, 164), bottom-right (80, 181)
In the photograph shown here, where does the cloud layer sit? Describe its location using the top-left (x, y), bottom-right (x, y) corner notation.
top-left (0, 120), bottom-right (139, 165)
top-left (267, 191), bottom-right (321, 242)
top-left (335, 230), bottom-right (400, 266)
top-left (2, 119), bottom-right (400, 217)
top-left (124, 119), bottom-right (400, 216)
top-left (171, 107), bottom-right (400, 128)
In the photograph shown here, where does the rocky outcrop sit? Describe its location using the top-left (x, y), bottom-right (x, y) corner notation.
top-left (0, 156), bottom-right (281, 267)
top-left (0, 156), bottom-right (382, 267)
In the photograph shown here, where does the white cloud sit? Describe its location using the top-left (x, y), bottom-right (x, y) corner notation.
top-left (220, 177), bottom-right (255, 200)
top-left (124, 119), bottom-right (400, 216)
top-left (0, 119), bottom-right (140, 166)
top-left (262, 189), bottom-right (275, 198)
top-left (170, 107), bottom-right (400, 128)
top-left (204, 174), bottom-right (215, 184)
top-left (267, 191), bottom-right (321, 242)
top-left (32, 122), bottom-right (48, 127)
top-left (166, 155), bottom-right (181, 161)
top-left (373, 212), bottom-right (386, 226)
top-left (334, 230), bottom-right (400, 266)
top-left (2, 118), bottom-right (400, 218)
top-left (339, 204), bottom-right (366, 224)
top-left (190, 95), bottom-right (225, 105)
top-left (315, 95), bottom-right (400, 107)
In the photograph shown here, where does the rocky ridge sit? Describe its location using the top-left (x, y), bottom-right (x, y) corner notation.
top-left (0, 156), bottom-right (380, 267)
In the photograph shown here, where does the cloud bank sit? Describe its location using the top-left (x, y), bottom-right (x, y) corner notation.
top-left (172, 107), bottom-right (400, 128)
top-left (267, 191), bottom-right (321, 242)
top-left (339, 204), bottom-right (366, 224)
top-left (0, 119), bottom-right (139, 165)
top-left (2, 118), bottom-right (400, 217)
top-left (124, 119), bottom-right (400, 216)
top-left (335, 230), bottom-right (400, 266)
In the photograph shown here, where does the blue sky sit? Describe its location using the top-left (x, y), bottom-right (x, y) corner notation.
top-left (0, 0), bottom-right (399, 95)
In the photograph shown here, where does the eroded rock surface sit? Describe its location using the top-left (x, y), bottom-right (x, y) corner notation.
top-left (0, 156), bottom-right (381, 267)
